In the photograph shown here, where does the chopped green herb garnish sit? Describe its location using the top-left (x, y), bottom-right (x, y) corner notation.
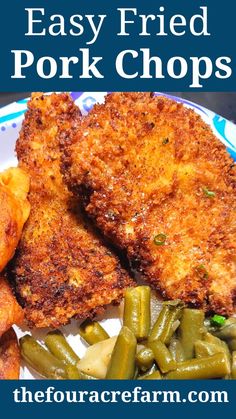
top-left (194, 264), bottom-right (208, 279)
top-left (202, 187), bottom-right (216, 198)
top-left (210, 314), bottom-right (226, 327)
top-left (154, 234), bottom-right (167, 246)
top-left (162, 138), bottom-right (169, 145)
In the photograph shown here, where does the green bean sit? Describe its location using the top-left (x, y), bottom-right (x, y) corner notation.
top-left (165, 353), bottom-right (230, 379)
top-left (148, 305), bottom-right (169, 342)
top-left (123, 286), bottom-right (151, 340)
top-left (232, 352), bottom-right (236, 379)
top-left (178, 308), bottom-right (205, 359)
top-left (136, 347), bottom-right (154, 372)
top-left (195, 341), bottom-right (226, 358)
top-left (149, 340), bottom-right (176, 373)
top-left (204, 332), bottom-right (227, 347)
top-left (148, 301), bottom-right (183, 345)
top-left (228, 339), bottom-right (236, 352)
top-left (79, 319), bottom-right (109, 345)
top-left (66, 365), bottom-right (82, 379)
top-left (106, 326), bottom-right (137, 379)
top-left (137, 364), bottom-right (158, 379)
top-left (226, 318), bottom-right (236, 325)
top-left (169, 338), bottom-right (185, 362)
top-left (133, 367), bottom-right (139, 380)
top-left (78, 370), bottom-right (98, 380)
top-left (203, 333), bottom-right (231, 362)
top-left (45, 330), bottom-right (80, 365)
top-left (213, 322), bottom-right (236, 341)
top-left (66, 365), bottom-right (97, 380)
top-left (20, 335), bottom-right (67, 379)
top-left (142, 371), bottom-right (162, 380)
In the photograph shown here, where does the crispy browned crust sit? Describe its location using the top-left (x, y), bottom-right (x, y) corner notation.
top-left (0, 168), bottom-right (30, 272)
top-left (0, 328), bottom-right (20, 379)
top-left (0, 168), bottom-right (28, 336)
top-left (0, 273), bottom-right (24, 337)
top-left (13, 93), bottom-right (133, 328)
top-left (62, 92), bottom-right (236, 315)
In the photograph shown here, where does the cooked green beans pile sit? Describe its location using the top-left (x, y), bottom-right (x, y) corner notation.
top-left (20, 286), bottom-right (236, 379)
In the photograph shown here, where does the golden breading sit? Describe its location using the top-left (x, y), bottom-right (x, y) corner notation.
top-left (13, 93), bottom-right (133, 328)
top-left (0, 167), bottom-right (30, 272)
top-left (0, 328), bottom-right (20, 379)
top-left (62, 92), bottom-right (236, 315)
top-left (0, 273), bottom-right (24, 337)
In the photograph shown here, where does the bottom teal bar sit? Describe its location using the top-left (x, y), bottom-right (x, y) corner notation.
top-left (0, 380), bottom-right (235, 418)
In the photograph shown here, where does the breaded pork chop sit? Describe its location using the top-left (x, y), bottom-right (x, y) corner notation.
top-left (0, 168), bottom-right (27, 337)
top-left (0, 167), bottom-right (30, 272)
top-left (13, 93), bottom-right (133, 328)
top-left (62, 92), bottom-right (236, 315)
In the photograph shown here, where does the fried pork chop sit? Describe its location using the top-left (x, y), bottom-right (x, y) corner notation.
top-left (62, 92), bottom-right (236, 315)
top-left (13, 93), bottom-right (133, 328)
top-left (0, 168), bottom-right (27, 337)
top-left (0, 167), bottom-right (30, 272)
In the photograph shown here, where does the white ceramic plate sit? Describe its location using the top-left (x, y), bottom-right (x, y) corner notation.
top-left (0, 92), bottom-right (236, 379)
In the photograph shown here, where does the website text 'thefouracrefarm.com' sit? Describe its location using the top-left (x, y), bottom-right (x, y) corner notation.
top-left (12, 386), bottom-right (229, 404)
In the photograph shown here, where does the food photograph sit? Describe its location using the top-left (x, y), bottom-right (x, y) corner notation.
top-left (0, 91), bottom-right (236, 380)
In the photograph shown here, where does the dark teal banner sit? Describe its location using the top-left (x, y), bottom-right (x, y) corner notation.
top-left (0, 380), bottom-right (235, 418)
top-left (0, 0), bottom-right (235, 91)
